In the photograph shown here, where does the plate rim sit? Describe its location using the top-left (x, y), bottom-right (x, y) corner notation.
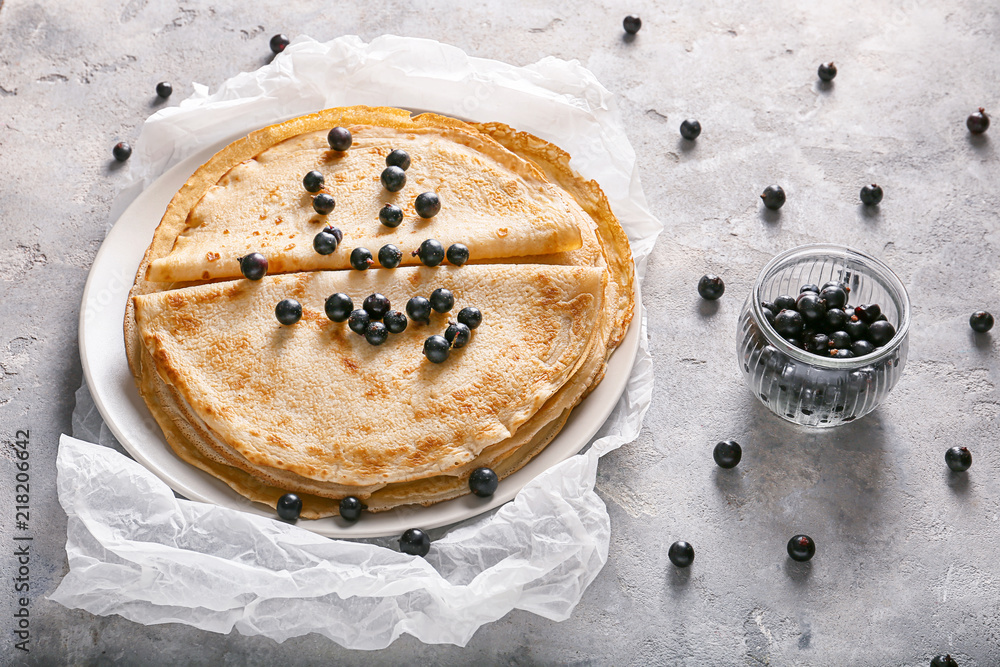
top-left (79, 121), bottom-right (641, 539)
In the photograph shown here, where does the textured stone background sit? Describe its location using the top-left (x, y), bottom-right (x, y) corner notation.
top-left (2, 0), bottom-right (999, 664)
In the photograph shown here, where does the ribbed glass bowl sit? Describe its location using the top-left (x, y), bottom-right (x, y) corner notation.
top-left (737, 244), bottom-right (910, 427)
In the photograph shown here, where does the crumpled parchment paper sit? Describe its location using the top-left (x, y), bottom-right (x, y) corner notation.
top-left (51, 35), bottom-right (662, 649)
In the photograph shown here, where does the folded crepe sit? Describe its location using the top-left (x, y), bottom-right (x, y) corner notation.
top-left (125, 106), bottom-right (635, 519)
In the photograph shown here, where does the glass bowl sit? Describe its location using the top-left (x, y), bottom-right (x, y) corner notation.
top-left (737, 244), bottom-right (910, 427)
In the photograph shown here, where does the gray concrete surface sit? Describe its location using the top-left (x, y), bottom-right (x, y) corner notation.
top-left (2, 0), bottom-right (999, 664)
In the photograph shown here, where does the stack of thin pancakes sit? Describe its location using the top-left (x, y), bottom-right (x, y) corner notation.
top-left (125, 106), bottom-right (634, 519)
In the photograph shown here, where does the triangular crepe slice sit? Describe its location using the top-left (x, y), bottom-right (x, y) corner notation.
top-left (145, 107), bottom-right (585, 283)
top-left (134, 264), bottom-right (605, 488)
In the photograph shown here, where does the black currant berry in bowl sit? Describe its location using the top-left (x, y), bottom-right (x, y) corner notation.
top-left (738, 244), bottom-right (910, 427)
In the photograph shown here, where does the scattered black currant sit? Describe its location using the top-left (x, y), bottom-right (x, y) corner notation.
top-left (623, 15), bottom-right (642, 35)
top-left (378, 243), bottom-right (403, 268)
top-left (945, 446), bottom-right (972, 472)
top-left (760, 185), bottom-right (786, 211)
top-left (275, 299), bottom-right (302, 325)
top-left (380, 165), bottom-right (407, 192)
top-left (350, 247), bottom-right (374, 270)
top-left (446, 243), bottom-right (470, 266)
top-left (817, 62), bottom-right (837, 82)
top-left (302, 170), bottom-right (325, 193)
top-left (327, 126), bottom-right (352, 151)
top-left (713, 440), bottom-right (742, 468)
top-left (930, 655), bottom-right (959, 667)
top-left (399, 528), bottom-right (431, 557)
top-left (787, 534), bottom-right (816, 562)
top-left (860, 183), bottom-right (883, 206)
top-left (276, 493), bottom-right (301, 521)
top-left (469, 467), bottom-right (499, 497)
top-left (364, 321), bottom-right (389, 346)
top-left (967, 108), bottom-right (990, 134)
top-left (668, 541), bottom-right (695, 568)
top-left (325, 293), bottom-right (353, 322)
top-left (680, 119), bottom-right (701, 141)
top-left (239, 253), bottom-right (268, 280)
top-left (155, 81), bottom-right (172, 98)
top-left (415, 192), bottom-right (441, 219)
top-left (313, 193), bottom-right (336, 215)
top-left (379, 203), bottom-right (404, 228)
top-left (423, 335), bottom-right (451, 363)
top-left (269, 34), bottom-right (290, 54)
top-left (339, 496), bottom-right (363, 522)
top-left (970, 310), bottom-right (994, 333)
top-left (698, 274), bottom-right (725, 300)
top-left (113, 141), bottom-right (132, 162)
top-left (386, 148), bottom-right (411, 171)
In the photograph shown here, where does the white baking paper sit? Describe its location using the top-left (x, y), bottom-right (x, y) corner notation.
top-left (52, 35), bottom-right (662, 649)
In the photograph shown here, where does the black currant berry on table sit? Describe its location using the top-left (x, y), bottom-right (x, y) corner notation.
top-left (930, 655), bottom-right (959, 667)
top-left (384, 310), bottom-right (408, 334)
top-left (406, 296), bottom-right (432, 324)
top-left (760, 185), bottom-right (786, 210)
top-left (457, 307), bottom-right (482, 330)
top-left (379, 203), bottom-right (404, 228)
top-left (817, 62), bottom-right (837, 82)
top-left (399, 528), bottom-right (431, 557)
top-left (680, 119), bottom-right (701, 141)
top-left (313, 228), bottom-right (339, 255)
top-left (945, 446), bottom-right (972, 472)
top-left (415, 192), bottom-right (441, 219)
top-left (269, 34), bottom-right (290, 54)
top-left (363, 293), bottom-right (391, 320)
top-left (339, 496), bottom-right (363, 522)
top-left (423, 335), bottom-right (451, 363)
top-left (967, 108), bottom-right (990, 134)
top-left (239, 253), bottom-right (268, 280)
top-left (276, 493), bottom-right (302, 521)
top-left (155, 81), bottom-right (172, 98)
top-left (112, 141), bottom-right (132, 162)
top-left (446, 243), bottom-right (469, 266)
top-left (364, 321), bottom-right (389, 346)
top-left (350, 247), bottom-right (374, 271)
top-left (668, 541), bottom-right (695, 568)
top-left (713, 440), bottom-right (742, 469)
top-left (970, 310), bottom-right (994, 333)
top-left (445, 321), bottom-right (471, 348)
top-left (860, 183), bottom-right (883, 206)
top-left (275, 299), bottom-right (302, 325)
top-left (327, 126), bottom-right (352, 151)
top-left (302, 170), bottom-right (324, 193)
top-left (414, 238), bottom-right (446, 267)
top-left (386, 148), bottom-right (411, 171)
top-left (312, 193), bottom-right (335, 215)
top-left (348, 309), bottom-right (371, 335)
top-left (380, 165), bottom-right (407, 192)
top-left (698, 274), bottom-right (725, 300)
top-left (378, 243), bottom-right (403, 268)
top-left (623, 15), bottom-right (642, 34)
top-left (787, 534), bottom-right (816, 562)
top-left (469, 467), bottom-right (499, 497)
top-left (325, 293), bottom-right (353, 322)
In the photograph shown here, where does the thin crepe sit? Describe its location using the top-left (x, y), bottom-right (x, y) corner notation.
top-left (134, 265), bottom-right (605, 487)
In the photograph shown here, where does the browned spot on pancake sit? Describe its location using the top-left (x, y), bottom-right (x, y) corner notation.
top-left (284, 244), bottom-right (295, 251)
top-left (406, 434), bottom-right (447, 467)
top-left (206, 251), bottom-right (220, 261)
top-left (201, 270), bottom-right (211, 280)
top-left (252, 231), bottom-right (261, 236)
top-left (275, 216), bottom-right (283, 224)
top-left (223, 229), bottom-right (230, 234)
top-left (364, 379), bottom-right (390, 400)
top-left (341, 357), bottom-right (360, 373)
top-left (497, 227), bottom-right (509, 237)
top-left (266, 433), bottom-right (292, 450)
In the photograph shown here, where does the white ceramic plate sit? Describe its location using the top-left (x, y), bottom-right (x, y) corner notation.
top-left (79, 130), bottom-right (641, 539)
